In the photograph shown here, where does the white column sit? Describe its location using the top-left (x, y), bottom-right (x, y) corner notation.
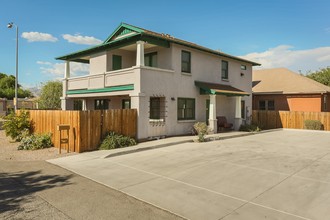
top-left (208, 94), bottom-right (217, 133)
top-left (61, 61), bottom-right (70, 110)
top-left (136, 41), bottom-right (145, 67)
top-left (234, 96), bottom-right (242, 130)
top-left (64, 61), bottom-right (70, 78)
top-left (82, 99), bottom-right (87, 111)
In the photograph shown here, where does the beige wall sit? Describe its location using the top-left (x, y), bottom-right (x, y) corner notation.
top-left (90, 52), bottom-right (107, 75)
top-left (66, 41), bottom-right (253, 139)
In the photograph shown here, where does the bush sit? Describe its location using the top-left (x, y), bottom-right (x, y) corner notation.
top-left (239, 124), bottom-right (261, 132)
top-left (2, 110), bottom-right (31, 141)
top-left (193, 122), bottom-right (208, 142)
top-left (18, 133), bottom-right (53, 150)
top-left (99, 132), bottom-right (137, 150)
top-left (304, 120), bottom-right (323, 130)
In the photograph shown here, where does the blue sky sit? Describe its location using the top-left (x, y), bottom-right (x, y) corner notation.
top-left (0, 0), bottom-right (329, 88)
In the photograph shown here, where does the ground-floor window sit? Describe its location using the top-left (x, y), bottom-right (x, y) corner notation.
top-left (149, 97), bottom-right (166, 120)
top-left (259, 100), bottom-right (275, 110)
top-left (177, 98), bottom-right (195, 120)
top-left (95, 99), bottom-right (109, 110)
top-left (74, 100), bottom-right (83, 110)
top-left (122, 99), bottom-right (131, 109)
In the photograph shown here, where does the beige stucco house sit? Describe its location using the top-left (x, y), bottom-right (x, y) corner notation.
top-left (57, 23), bottom-right (260, 140)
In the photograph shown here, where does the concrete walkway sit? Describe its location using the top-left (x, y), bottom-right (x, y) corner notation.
top-left (49, 129), bottom-right (330, 220)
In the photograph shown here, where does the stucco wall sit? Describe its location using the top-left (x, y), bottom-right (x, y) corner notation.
top-left (90, 52), bottom-right (107, 75)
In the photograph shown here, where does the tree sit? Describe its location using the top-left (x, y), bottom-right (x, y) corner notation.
top-left (0, 72), bottom-right (33, 99)
top-left (38, 81), bottom-right (62, 109)
top-left (306, 67), bottom-right (330, 87)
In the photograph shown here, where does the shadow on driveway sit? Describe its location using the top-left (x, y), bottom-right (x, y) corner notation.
top-left (0, 169), bottom-right (72, 214)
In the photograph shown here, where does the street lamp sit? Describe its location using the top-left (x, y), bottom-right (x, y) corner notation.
top-left (7, 22), bottom-right (19, 112)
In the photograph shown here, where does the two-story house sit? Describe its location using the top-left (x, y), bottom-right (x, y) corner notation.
top-left (56, 23), bottom-right (260, 140)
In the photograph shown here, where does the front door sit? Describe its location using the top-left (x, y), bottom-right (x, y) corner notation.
top-left (206, 99), bottom-right (210, 125)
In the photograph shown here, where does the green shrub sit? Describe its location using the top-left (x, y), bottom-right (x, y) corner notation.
top-left (18, 133), bottom-right (53, 150)
top-left (2, 110), bottom-right (31, 141)
top-left (99, 132), bottom-right (137, 150)
top-left (239, 124), bottom-right (261, 132)
top-left (193, 122), bottom-right (208, 142)
top-left (304, 120), bottom-right (323, 130)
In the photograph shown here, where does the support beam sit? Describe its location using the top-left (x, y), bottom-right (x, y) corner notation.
top-left (136, 41), bottom-right (145, 67)
top-left (208, 94), bottom-right (217, 133)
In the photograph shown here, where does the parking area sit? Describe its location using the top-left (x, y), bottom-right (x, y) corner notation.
top-left (49, 130), bottom-right (330, 220)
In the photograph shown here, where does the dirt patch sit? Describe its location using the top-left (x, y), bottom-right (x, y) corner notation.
top-left (0, 130), bottom-right (76, 161)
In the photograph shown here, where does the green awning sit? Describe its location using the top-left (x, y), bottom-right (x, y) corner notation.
top-left (195, 81), bottom-right (250, 96)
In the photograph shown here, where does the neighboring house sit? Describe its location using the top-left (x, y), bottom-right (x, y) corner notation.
top-left (253, 68), bottom-right (330, 112)
top-left (56, 23), bottom-right (259, 140)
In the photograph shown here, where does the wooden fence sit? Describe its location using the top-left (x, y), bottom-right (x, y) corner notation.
top-left (19, 109), bottom-right (137, 153)
top-left (252, 110), bottom-right (330, 131)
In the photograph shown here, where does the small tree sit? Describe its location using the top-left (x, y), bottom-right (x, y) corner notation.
top-left (2, 110), bottom-right (31, 141)
top-left (38, 81), bottom-right (62, 109)
top-left (193, 122), bottom-right (208, 142)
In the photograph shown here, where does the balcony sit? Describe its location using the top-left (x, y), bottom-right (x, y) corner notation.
top-left (65, 66), bottom-right (174, 96)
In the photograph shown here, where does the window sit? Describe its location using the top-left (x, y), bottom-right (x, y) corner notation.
top-left (241, 65), bottom-right (247, 70)
top-left (122, 99), bottom-right (131, 109)
top-left (112, 55), bottom-right (122, 70)
top-left (181, 51), bottom-right (191, 73)
top-left (145, 52), bottom-right (157, 67)
top-left (259, 100), bottom-right (274, 110)
top-left (94, 99), bottom-right (109, 110)
top-left (259, 100), bottom-right (266, 110)
top-left (221, 60), bottom-right (229, 80)
top-left (74, 100), bottom-right (83, 110)
top-left (241, 100), bottom-right (245, 119)
top-left (177, 98), bottom-right (195, 120)
top-left (268, 100), bottom-right (275, 110)
top-left (149, 97), bottom-right (166, 120)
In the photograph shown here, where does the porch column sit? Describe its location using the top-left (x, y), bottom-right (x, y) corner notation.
top-left (136, 41), bottom-right (145, 67)
top-left (61, 61), bottom-right (70, 110)
top-left (234, 96), bottom-right (242, 130)
top-left (82, 99), bottom-right (87, 111)
top-left (208, 94), bottom-right (217, 133)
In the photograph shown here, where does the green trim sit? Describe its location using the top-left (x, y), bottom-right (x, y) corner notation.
top-left (103, 23), bottom-right (144, 44)
top-left (199, 88), bottom-right (249, 96)
top-left (67, 84), bottom-right (134, 95)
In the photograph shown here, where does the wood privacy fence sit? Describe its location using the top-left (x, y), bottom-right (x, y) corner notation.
top-left (252, 110), bottom-right (330, 131)
top-left (18, 109), bottom-right (137, 153)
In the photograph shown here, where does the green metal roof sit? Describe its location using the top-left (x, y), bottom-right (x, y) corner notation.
top-left (56, 23), bottom-right (260, 66)
top-left (195, 81), bottom-right (250, 96)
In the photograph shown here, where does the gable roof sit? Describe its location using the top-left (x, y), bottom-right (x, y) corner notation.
top-left (253, 68), bottom-right (330, 94)
top-left (56, 22), bottom-right (260, 66)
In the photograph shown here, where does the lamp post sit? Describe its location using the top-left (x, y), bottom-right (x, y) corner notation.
top-left (7, 22), bottom-right (18, 112)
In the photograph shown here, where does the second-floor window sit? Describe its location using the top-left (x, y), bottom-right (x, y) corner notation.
top-left (112, 55), bottom-right (122, 70)
top-left (145, 52), bottom-right (157, 67)
top-left (181, 50), bottom-right (191, 73)
top-left (221, 60), bottom-right (228, 80)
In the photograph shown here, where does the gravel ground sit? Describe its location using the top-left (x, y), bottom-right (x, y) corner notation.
top-left (0, 129), bottom-right (76, 161)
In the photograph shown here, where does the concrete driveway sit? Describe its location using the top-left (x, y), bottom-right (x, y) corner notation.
top-left (49, 129), bottom-right (330, 220)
